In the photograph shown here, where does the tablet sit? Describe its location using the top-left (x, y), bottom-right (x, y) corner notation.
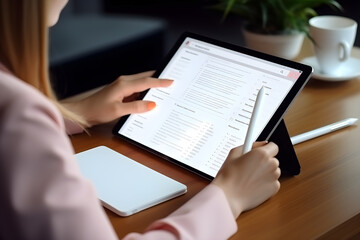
top-left (113, 32), bottom-right (313, 180)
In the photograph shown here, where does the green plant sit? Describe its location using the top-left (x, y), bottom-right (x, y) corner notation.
top-left (213, 0), bottom-right (342, 35)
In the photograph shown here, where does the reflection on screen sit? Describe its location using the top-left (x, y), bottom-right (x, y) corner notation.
top-left (118, 37), bottom-right (302, 177)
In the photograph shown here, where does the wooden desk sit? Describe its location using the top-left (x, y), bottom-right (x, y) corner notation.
top-left (70, 41), bottom-right (360, 239)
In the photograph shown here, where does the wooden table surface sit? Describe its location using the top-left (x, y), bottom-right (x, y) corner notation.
top-left (70, 39), bottom-right (360, 239)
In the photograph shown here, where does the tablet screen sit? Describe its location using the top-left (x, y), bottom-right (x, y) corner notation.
top-left (113, 33), bottom-right (312, 179)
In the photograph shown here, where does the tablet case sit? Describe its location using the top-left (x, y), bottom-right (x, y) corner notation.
top-left (267, 119), bottom-right (300, 175)
top-left (75, 146), bottom-right (187, 216)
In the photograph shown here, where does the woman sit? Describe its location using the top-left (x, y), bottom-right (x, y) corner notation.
top-left (0, 0), bottom-right (281, 239)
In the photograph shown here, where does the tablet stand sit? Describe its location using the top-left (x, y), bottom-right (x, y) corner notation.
top-left (268, 119), bottom-right (300, 175)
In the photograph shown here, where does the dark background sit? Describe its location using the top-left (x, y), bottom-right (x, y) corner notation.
top-left (50, 0), bottom-right (360, 99)
top-left (102, 0), bottom-right (360, 50)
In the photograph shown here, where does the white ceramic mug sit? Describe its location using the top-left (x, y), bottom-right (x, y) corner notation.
top-left (309, 15), bottom-right (357, 75)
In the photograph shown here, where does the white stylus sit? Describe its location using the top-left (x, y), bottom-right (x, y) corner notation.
top-left (242, 87), bottom-right (266, 154)
top-left (291, 118), bottom-right (358, 145)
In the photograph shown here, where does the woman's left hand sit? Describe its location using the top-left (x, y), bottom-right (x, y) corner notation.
top-left (62, 71), bottom-right (173, 127)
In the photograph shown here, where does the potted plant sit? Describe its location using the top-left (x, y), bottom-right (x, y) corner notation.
top-left (212, 0), bottom-right (342, 59)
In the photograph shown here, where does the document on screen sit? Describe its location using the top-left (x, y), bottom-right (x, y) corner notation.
top-left (116, 37), bottom-right (304, 178)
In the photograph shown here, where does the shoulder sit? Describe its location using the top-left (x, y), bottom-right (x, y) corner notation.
top-left (0, 68), bottom-right (65, 130)
top-left (0, 68), bottom-right (54, 109)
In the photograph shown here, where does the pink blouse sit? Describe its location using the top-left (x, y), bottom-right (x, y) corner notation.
top-left (0, 64), bottom-right (237, 240)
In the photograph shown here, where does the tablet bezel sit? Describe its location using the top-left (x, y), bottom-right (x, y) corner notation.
top-left (112, 32), bottom-right (313, 180)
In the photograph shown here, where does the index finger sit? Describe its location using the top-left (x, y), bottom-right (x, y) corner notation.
top-left (227, 141), bottom-right (268, 158)
top-left (257, 142), bottom-right (279, 157)
top-left (120, 70), bottom-right (156, 81)
top-left (121, 77), bottom-right (174, 96)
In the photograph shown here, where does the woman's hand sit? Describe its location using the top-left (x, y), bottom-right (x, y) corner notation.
top-left (62, 71), bottom-right (173, 127)
top-left (212, 142), bottom-right (281, 219)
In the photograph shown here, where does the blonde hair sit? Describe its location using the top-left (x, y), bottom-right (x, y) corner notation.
top-left (0, 0), bottom-right (88, 127)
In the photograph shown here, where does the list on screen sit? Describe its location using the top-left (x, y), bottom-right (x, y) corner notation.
top-left (118, 37), bottom-right (302, 177)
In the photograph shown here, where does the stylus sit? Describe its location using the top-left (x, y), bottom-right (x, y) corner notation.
top-left (291, 118), bottom-right (358, 145)
top-left (242, 87), bottom-right (266, 154)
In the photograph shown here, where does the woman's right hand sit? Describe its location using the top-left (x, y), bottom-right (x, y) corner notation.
top-left (212, 142), bottom-right (281, 219)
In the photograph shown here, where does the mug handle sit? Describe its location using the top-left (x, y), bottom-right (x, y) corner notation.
top-left (339, 41), bottom-right (350, 61)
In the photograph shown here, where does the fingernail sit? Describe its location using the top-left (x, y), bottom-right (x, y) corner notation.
top-left (164, 79), bottom-right (174, 84)
top-left (147, 102), bottom-right (156, 110)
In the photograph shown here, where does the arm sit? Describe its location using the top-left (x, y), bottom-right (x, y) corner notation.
top-left (0, 78), bottom-right (118, 240)
top-left (124, 143), bottom-right (280, 240)
top-left (0, 72), bottom-right (280, 240)
top-left (121, 185), bottom-right (236, 240)
top-left (133, 184), bottom-right (237, 240)
top-left (0, 75), bottom-right (234, 240)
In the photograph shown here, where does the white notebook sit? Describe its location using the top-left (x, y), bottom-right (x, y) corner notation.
top-left (75, 146), bottom-right (187, 216)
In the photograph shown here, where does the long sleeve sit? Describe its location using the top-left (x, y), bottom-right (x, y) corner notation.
top-left (64, 118), bottom-right (85, 135)
top-left (125, 184), bottom-right (237, 240)
top-left (0, 67), bottom-right (237, 240)
top-left (0, 71), bottom-right (118, 240)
